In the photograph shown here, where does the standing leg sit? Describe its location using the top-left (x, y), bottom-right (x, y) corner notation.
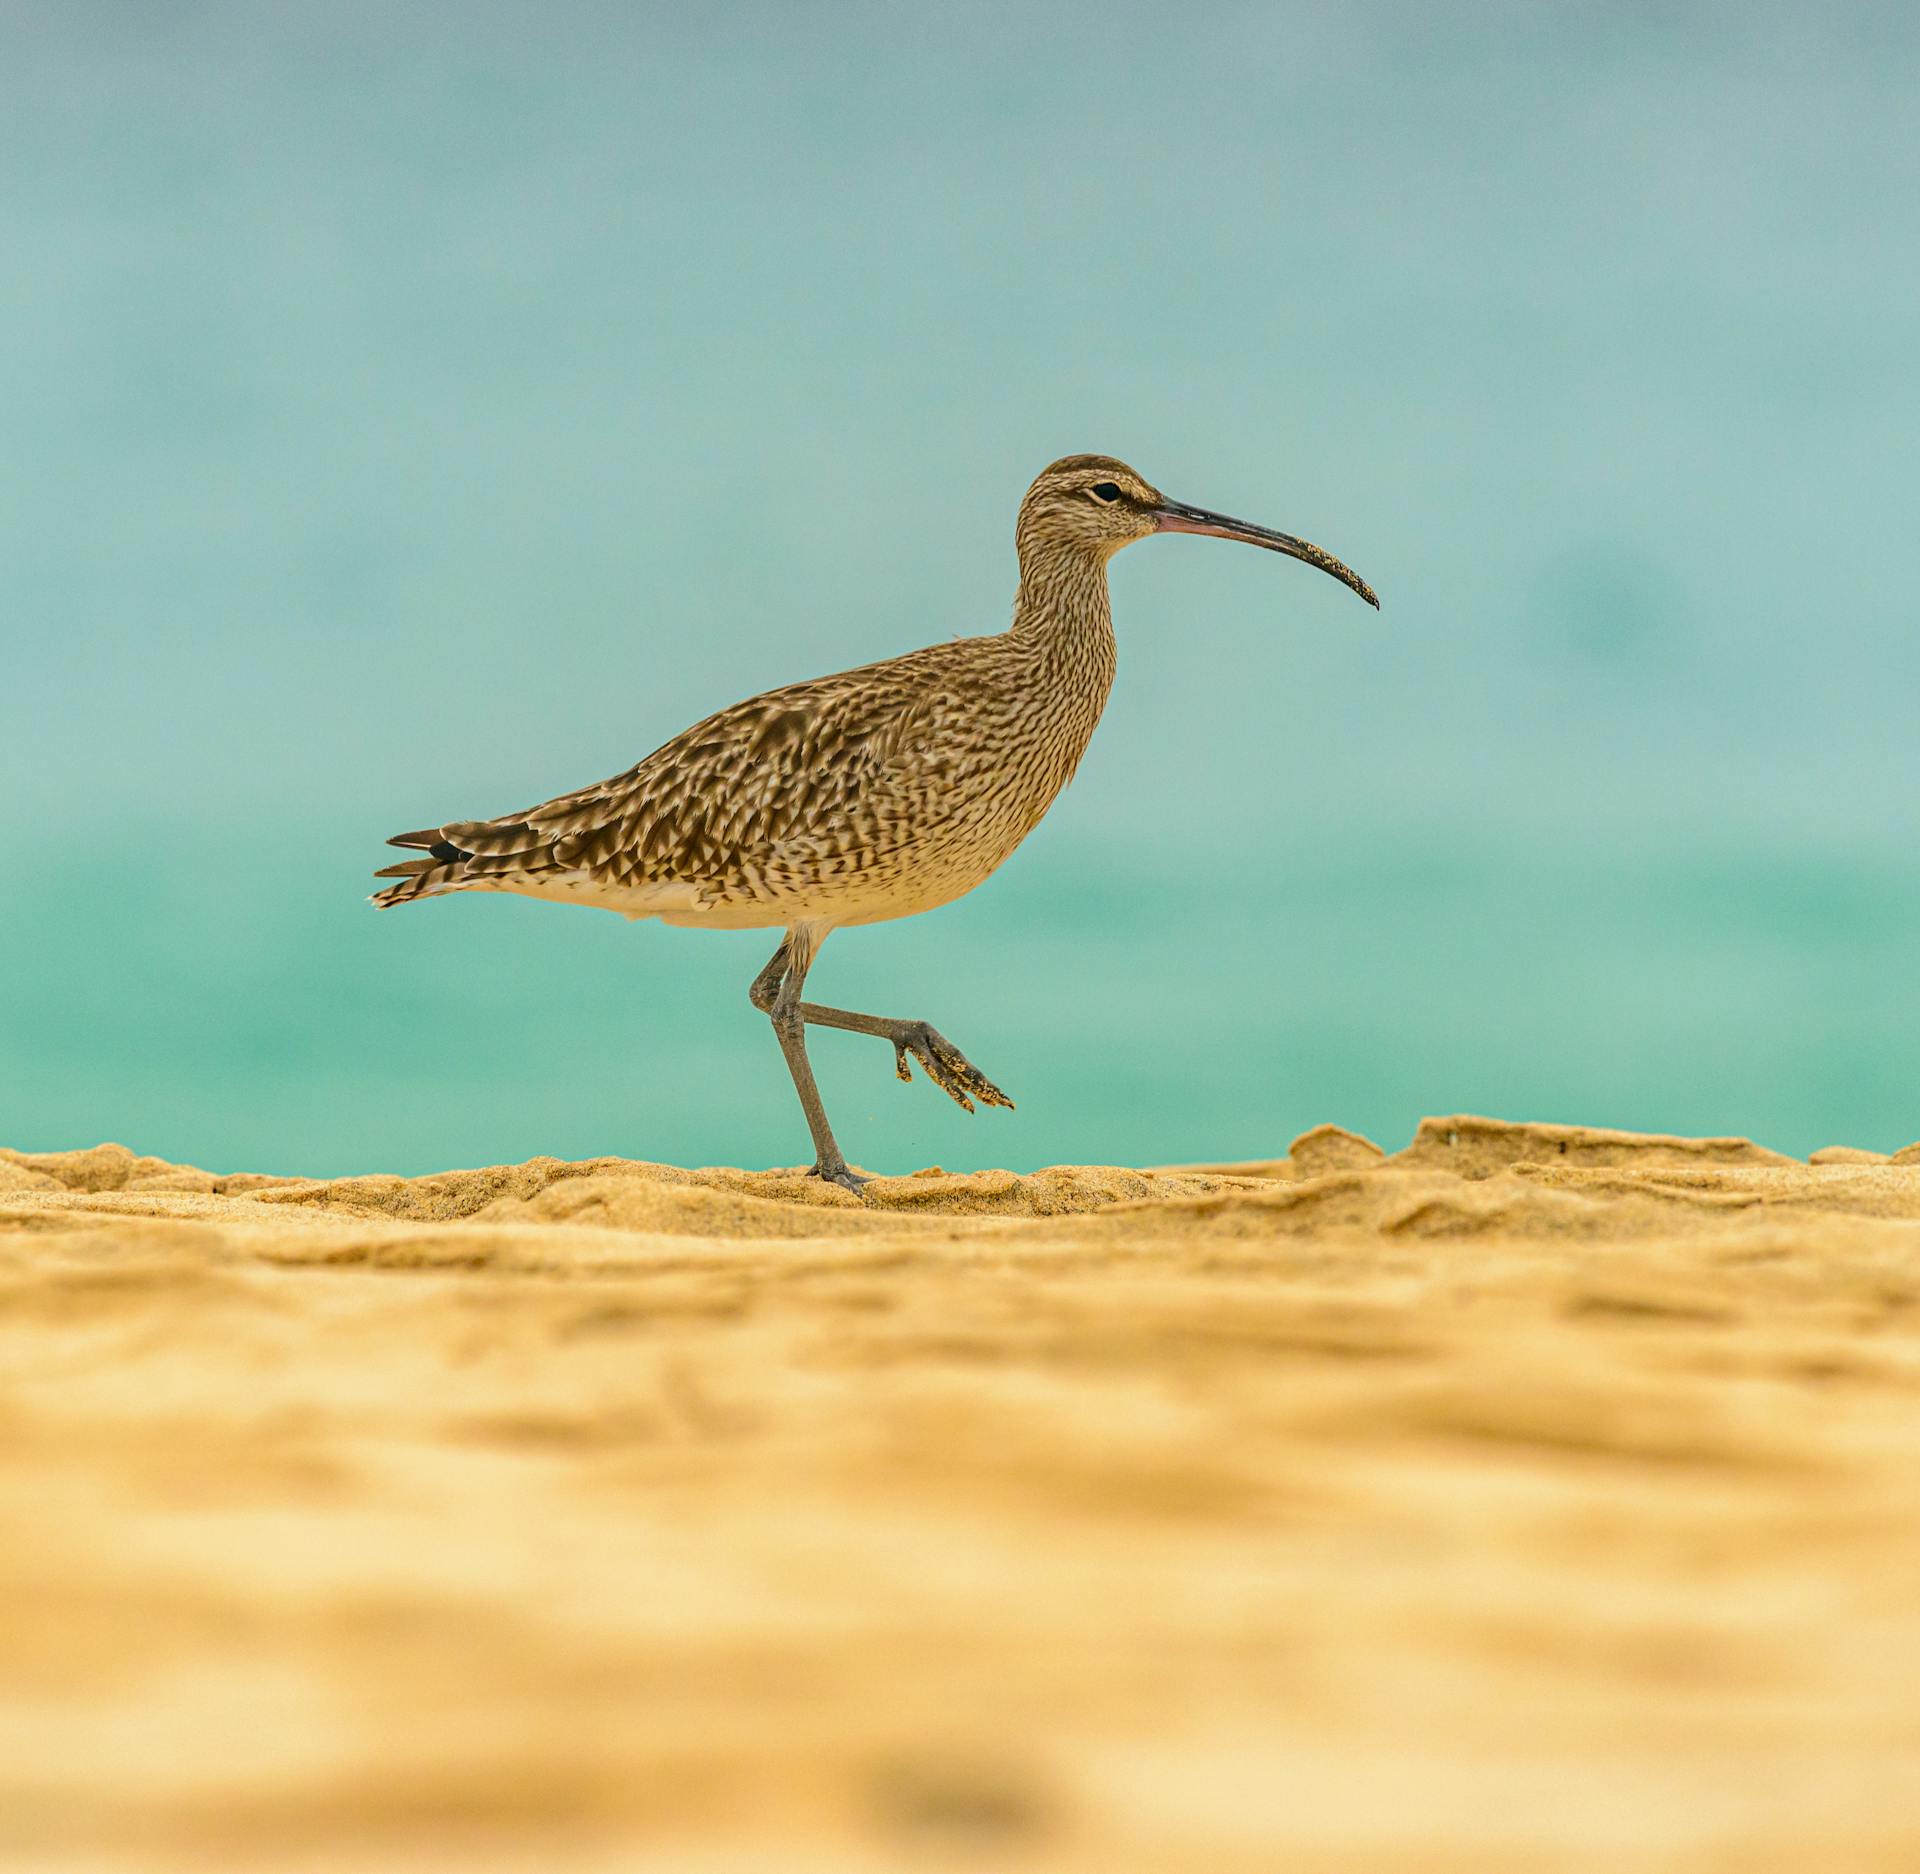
top-left (748, 927), bottom-right (865, 1193)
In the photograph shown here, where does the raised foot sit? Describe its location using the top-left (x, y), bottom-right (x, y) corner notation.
top-left (893, 1021), bottom-right (1015, 1115)
top-left (809, 1160), bottom-right (870, 1196)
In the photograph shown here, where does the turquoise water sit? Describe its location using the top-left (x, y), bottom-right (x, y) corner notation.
top-left (10, 824), bottom-right (1917, 1174)
top-left (5, 6), bottom-right (1918, 1173)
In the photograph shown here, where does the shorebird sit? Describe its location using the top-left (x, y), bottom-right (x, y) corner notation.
top-left (372, 455), bottom-right (1377, 1191)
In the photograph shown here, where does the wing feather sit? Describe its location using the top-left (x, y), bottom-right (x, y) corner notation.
top-left (376, 639), bottom-right (974, 904)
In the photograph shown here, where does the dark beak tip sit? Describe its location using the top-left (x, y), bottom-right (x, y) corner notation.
top-left (1157, 498), bottom-right (1378, 612)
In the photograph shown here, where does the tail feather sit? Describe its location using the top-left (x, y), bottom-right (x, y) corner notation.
top-left (387, 827), bottom-right (475, 861)
top-left (439, 818), bottom-right (539, 859)
top-left (373, 821), bottom-right (475, 909)
top-left (373, 813), bottom-right (568, 910)
top-left (370, 859), bottom-right (468, 909)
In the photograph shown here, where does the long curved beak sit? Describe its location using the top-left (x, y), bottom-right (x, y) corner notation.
top-left (1152, 499), bottom-right (1379, 609)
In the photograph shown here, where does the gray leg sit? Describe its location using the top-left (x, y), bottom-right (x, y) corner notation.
top-left (748, 939), bottom-right (790, 1018)
top-left (795, 1000), bottom-right (1014, 1114)
top-left (749, 931), bottom-right (866, 1194)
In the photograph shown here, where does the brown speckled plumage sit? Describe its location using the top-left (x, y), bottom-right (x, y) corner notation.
top-left (372, 453), bottom-right (1376, 1190)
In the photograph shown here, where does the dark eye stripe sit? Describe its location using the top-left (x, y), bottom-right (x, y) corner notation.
top-left (1090, 482), bottom-right (1122, 502)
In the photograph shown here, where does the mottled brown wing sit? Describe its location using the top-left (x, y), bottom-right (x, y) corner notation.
top-left (432, 653), bottom-right (944, 894)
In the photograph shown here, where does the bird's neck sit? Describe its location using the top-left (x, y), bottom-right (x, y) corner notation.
top-left (1009, 545), bottom-right (1117, 684)
top-left (997, 543), bottom-right (1120, 812)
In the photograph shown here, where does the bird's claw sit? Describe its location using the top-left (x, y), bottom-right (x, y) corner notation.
top-left (894, 1022), bottom-right (1014, 1115)
top-left (810, 1160), bottom-right (869, 1195)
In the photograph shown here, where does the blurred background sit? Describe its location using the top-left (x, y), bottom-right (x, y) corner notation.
top-left (5, 1), bottom-right (1916, 1176)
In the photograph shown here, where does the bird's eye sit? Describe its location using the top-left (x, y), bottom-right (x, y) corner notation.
top-left (1090, 482), bottom-right (1122, 503)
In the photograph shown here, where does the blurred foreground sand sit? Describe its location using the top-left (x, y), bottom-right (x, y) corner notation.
top-left (5, 1117), bottom-right (1920, 1873)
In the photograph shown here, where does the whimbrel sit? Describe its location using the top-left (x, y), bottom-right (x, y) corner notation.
top-left (372, 455), bottom-right (1377, 1191)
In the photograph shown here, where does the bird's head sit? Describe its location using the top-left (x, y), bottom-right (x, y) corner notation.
top-left (1016, 453), bottom-right (1378, 609)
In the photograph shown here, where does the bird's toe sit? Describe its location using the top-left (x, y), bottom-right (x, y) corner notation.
top-left (809, 1160), bottom-right (870, 1197)
top-left (905, 1025), bottom-right (1014, 1114)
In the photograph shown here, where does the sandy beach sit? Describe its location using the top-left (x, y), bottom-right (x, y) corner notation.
top-left (5, 1116), bottom-right (1920, 1872)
